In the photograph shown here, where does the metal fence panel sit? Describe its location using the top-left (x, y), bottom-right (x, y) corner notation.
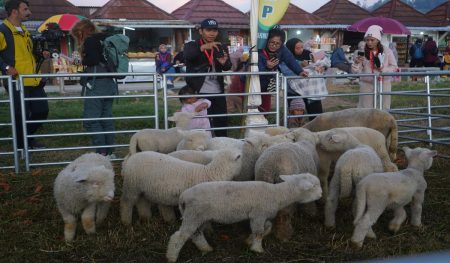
top-left (0, 76), bottom-right (19, 172)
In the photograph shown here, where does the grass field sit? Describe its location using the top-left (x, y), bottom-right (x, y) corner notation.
top-left (0, 79), bottom-right (449, 262)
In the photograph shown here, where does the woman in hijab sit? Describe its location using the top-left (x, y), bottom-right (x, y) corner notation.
top-left (285, 38), bottom-right (312, 67)
top-left (352, 25), bottom-right (397, 109)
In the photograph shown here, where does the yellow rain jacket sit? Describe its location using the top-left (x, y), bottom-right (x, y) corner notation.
top-left (0, 19), bottom-right (41, 87)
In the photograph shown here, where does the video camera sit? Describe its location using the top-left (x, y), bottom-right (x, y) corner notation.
top-left (32, 22), bottom-right (64, 63)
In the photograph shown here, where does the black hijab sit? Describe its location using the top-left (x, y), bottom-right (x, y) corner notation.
top-left (286, 38), bottom-right (302, 60)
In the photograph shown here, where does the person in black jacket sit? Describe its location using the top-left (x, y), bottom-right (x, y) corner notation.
top-left (184, 18), bottom-right (232, 137)
top-left (71, 19), bottom-right (117, 156)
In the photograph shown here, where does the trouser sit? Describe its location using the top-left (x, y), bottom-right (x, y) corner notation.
top-left (358, 80), bottom-right (391, 110)
top-left (5, 84), bottom-right (49, 149)
top-left (303, 99), bottom-right (323, 121)
top-left (334, 62), bottom-right (351, 73)
top-left (83, 78), bottom-right (117, 155)
top-left (200, 93), bottom-right (228, 137)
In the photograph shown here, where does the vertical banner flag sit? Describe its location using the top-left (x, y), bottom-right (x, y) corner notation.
top-left (257, 0), bottom-right (290, 49)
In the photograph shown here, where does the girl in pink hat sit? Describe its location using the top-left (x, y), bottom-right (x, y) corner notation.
top-left (352, 25), bottom-right (398, 109)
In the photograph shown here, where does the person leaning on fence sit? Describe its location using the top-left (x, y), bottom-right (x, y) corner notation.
top-left (183, 18), bottom-right (231, 137)
top-left (258, 28), bottom-right (308, 113)
top-left (70, 19), bottom-right (117, 157)
top-left (330, 44), bottom-right (352, 73)
top-left (0, 0), bottom-right (48, 149)
top-left (178, 85), bottom-right (212, 137)
top-left (352, 25), bottom-right (398, 110)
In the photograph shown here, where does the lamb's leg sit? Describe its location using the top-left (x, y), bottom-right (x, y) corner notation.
top-left (410, 191), bottom-right (425, 227)
top-left (120, 191), bottom-right (139, 226)
top-left (158, 204), bottom-right (177, 224)
top-left (247, 220), bottom-right (272, 245)
top-left (166, 217), bottom-right (201, 263)
top-left (324, 174), bottom-right (340, 227)
top-left (136, 197), bottom-right (152, 222)
top-left (352, 198), bottom-right (376, 239)
top-left (389, 206), bottom-right (407, 233)
top-left (273, 205), bottom-right (295, 241)
top-left (81, 203), bottom-right (97, 234)
top-left (96, 201), bottom-right (111, 226)
top-left (318, 159), bottom-right (331, 200)
top-left (351, 203), bottom-right (385, 248)
top-left (61, 212), bottom-right (77, 242)
top-left (191, 224), bottom-right (213, 253)
top-left (249, 217), bottom-right (267, 253)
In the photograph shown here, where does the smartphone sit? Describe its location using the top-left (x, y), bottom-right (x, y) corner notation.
top-left (358, 51), bottom-right (365, 57)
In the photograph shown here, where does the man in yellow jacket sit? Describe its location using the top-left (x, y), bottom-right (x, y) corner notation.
top-left (0, 0), bottom-right (48, 149)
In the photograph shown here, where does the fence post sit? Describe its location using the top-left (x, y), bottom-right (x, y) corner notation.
top-left (154, 73), bottom-right (159, 130)
top-left (373, 74), bottom-right (378, 109)
top-left (275, 72), bottom-right (280, 126)
top-left (4, 77), bottom-right (19, 173)
top-left (283, 75), bottom-right (288, 127)
top-left (162, 74), bottom-right (169, 130)
top-left (18, 77), bottom-right (30, 171)
top-left (425, 74), bottom-right (433, 146)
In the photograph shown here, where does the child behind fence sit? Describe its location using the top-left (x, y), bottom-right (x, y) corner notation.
top-left (288, 98), bottom-right (307, 128)
top-left (178, 86), bottom-right (212, 137)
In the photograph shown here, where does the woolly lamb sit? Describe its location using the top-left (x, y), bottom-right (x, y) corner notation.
top-left (128, 112), bottom-right (195, 155)
top-left (236, 133), bottom-right (294, 181)
top-left (264, 126), bottom-right (290, 136)
top-left (254, 138), bottom-right (319, 241)
top-left (321, 130), bottom-right (384, 227)
top-left (176, 131), bottom-right (209, 151)
top-left (54, 153), bottom-right (115, 241)
top-left (206, 136), bottom-right (245, 151)
top-left (120, 150), bottom-right (242, 225)
top-left (301, 108), bottom-right (398, 160)
top-left (290, 127), bottom-right (397, 199)
top-left (166, 173), bottom-right (322, 262)
top-left (169, 150), bottom-right (219, 165)
top-left (351, 147), bottom-right (437, 248)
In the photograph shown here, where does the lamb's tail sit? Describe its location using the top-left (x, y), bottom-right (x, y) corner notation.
top-left (339, 167), bottom-right (353, 198)
top-left (387, 117), bottom-right (399, 161)
top-left (353, 183), bottom-right (367, 225)
top-left (128, 134), bottom-right (139, 156)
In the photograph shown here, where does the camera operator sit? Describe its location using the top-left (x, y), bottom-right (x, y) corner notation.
top-left (184, 18), bottom-right (231, 137)
top-left (0, 0), bottom-right (48, 149)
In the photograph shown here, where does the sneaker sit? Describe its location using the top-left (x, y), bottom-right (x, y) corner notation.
top-left (107, 153), bottom-right (117, 160)
top-left (29, 139), bottom-right (46, 149)
top-left (167, 79), bottom-right (173, 85)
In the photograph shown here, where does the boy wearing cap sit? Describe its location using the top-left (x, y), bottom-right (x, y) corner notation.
top-left (183, 18), bottom-right (232, 137)
top-left (352, 25), bottom-right (397, 109)
top-left (287, 98), bottom-right (306, 128)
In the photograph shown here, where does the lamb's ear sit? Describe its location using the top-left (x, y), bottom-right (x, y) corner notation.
top-left (168, 112), bottom-right (179, 122)
top-left (300, 181), bottom-right (314, 190)
top-left (279, 175), bottom-right (291, 182)
top-left (330, 133), bottom-right (345, 143)
top-left (75, 174), bottom-right (88, 183)
top-left (425, 150), bottom-right (438, 158)
top-left (402, 147), bottom-right (412, 157)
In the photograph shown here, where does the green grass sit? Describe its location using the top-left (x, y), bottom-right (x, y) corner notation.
top-left (0, 80), bottom-right (449, 262)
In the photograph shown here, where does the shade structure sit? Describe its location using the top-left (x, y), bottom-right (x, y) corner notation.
top-left (347, 16), bottom-right (411, 35)
top-left (38, 14), bottom-right (86, 32)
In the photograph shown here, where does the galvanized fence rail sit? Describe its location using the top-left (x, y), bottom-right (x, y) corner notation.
top-left (2, 69), bottom-right (449, 172)
top-left (0, 76), bottom-right (19, 173)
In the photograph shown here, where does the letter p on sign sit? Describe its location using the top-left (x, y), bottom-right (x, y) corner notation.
top-left (262, 5), bottom-right (273, 19)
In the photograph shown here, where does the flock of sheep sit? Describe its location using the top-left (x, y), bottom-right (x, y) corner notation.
top-left (52, 108), bottom-right (437, 262)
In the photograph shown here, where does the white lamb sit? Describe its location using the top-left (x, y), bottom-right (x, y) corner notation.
top-left (236, 133), bottom-right (294, 181)
top-left (206, 136), bottom-right (245, 151)
top-left (120, 150), bottom-right (242, 225)
top-left (351, 147), bottom-right (437, 248)
top-left (175, 131), bottom-right (209, 151)
top-left (54, 153), bottom-right (115, 241)
top-left (289, 127), bottom-right (398, 199)
top-left (166, 173), bottom-right (322, 262)
top-left (302, 108), bottom-right (398, 160)
top-left (254, 134), bottom-right (319, 241)
top-left (127, 112), bottom-right (195, 155)
top-left (264, 126), bottom-right (290, 136)
top-left (320, 130), bottom-right (384, 228)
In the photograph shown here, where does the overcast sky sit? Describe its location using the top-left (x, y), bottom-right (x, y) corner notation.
top-left (67, 0), bottom-right (379, 13)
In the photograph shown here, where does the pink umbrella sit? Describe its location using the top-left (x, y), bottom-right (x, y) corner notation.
top-left (347, 16), bottom-right (411, 35)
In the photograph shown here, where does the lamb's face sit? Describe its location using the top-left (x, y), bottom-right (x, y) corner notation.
top-left (222, 150), bottom-right (242, 176)
top-left (289, 128), bottom-right (317, 145)
top-left (317, 130), bottom-right (351, 152)
top-left (281, 174), bottom-right (322, 203)
top-left (79, 168), bottom-right (115, 203)
top-left (405, 147), bottom-right (438, 171)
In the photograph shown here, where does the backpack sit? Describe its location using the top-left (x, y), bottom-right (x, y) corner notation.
top-left (413, 44), bottom-right (423, 59)
top-left (102, 34), bottom-right (130, 79)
